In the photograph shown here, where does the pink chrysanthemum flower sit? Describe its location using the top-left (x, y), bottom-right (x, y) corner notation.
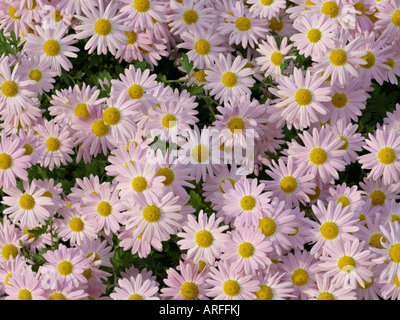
top-left (247, 0), bottom-right (286, 19)
top-left (160, 260), bottom-right (210, 300)
top-left (35, 119), bottom-right (75, 170)
top-left (304, 273), bottom-right (357, 300)
top-left (358, 126), bottom-right (400, 186)
top-left (24, 23), bottom-right (79, 76)
top-left (319, 239), bottom-right (375, 289)
top-left (326, 182), bottom-right (365, 215)
top-left (0, 255), bottom-right (27, 295)
top-left (56, 0), bottom-right (97, 16)
top-left (42, 243), bottom-right (90, 288)
top-left (79, 238), bottom-right (113, 268)
top-left (384, 103), bottom-right (400, 134)
top-left (306, 200), bottom-right (360, 256)
top-left (287, 127), bottom-right (346, 184)
top-left (204, 53), bottom-right (255, 105)
top-left (359, 176), bottom-right (400, 207)
top-left (14, 129), bottom-right (45, 166)
top-left (221, 227), bottom-right (273, 274)
top-left (2, 180), bottom-right (53, 229)
top-left (375, 0), bottom-right (400, 42)
top-left (177, 211), bottom-right (230, 265)
top-left (119, 0), bottom-right (165, 31)
top-left (115, 27), bottom-right (153, 63)
top-left (263, 156), bottom-right (316, 208)
top-left (5, 270), bottom-right (45, 300)
top-left (43, 279), bottom-right (89, 300)
top-left (74, 0), bottom-right (130, 56)
top-left (110, 274), bottom-right (160, 300)
top-left (252, 269), bottom-right (294, 300)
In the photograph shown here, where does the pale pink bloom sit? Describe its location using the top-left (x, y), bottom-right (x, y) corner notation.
top-left (247, 0), bottom-right (286, 19)
top-left (0, 219), bottom-right (29, 263)
top-left (115, 27), bottom-right (153, 63)
top-left (79, 238), bottom-right (113, 269)
top-left (42, 279), bottom-right (88, 300)
top-left (375, 0), bottom-right (400, 42)
top-left (252, 269), bottom-right (295, 300)
top-left (0, 255), bottom-right (29, 295)
top-left (56, 0), bottom-right (97, 16)
top-left (5, 269), bottom-right (45, 300)
top-left (326, 182), bottom-right (365, 215)
top-left (360, 176), bottom-right (400, 207)
top-left (119, 0), bottom-right (166, 31)
top-left (110, 274), bottom-right (160, 300)
top-left (304, 274), bottom-right (357, 300)
top-left (14, 129), bottom-right (45, 166)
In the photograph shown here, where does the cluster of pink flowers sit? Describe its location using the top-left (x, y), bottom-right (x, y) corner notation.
top-left (1, 0), bottom-right (400, 300)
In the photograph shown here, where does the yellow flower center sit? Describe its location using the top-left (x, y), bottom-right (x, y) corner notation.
top-left (221, 71), bottom-right (237, 87)
top-left (180, 282), bottom-right (199, 300)
top-left (261, 0), bottom-right (274, 5)
top-left (156, 167), bottom-right (175, 186)
top-left (227, 117), bottom-right (245, 133)
top-left (291, 269), bottom-right (309, 286)
top-left (307, 186), bottom-right (321, 201)
top-left (0, 153), bottom-right (12, 170)
top-left (97, 201), bottom-right (112, 217)
top-left (289, 226), bottom-right (300, 236)
top-left (183, 9), bottom-right (199, 24)
top-left (1, 80), bottom-right (19, 97)
top-left (258, 217), bottom-right (277, 237)
top-left (19, 194), bottom-right (35, 210)
top-left (378, 147), bottom-right (396, 165)
top-left (58, 261), bottom-right (73, 276)
top-left (358, 277), bottom-right (374, 289)
top-left (87, 252), bottom-right (101, 262)
top-left (270, 52), bottom-right (284, 66)
top-left (240, 195), bottom-right (256, 211)
top-left (322, 1), bottom-right (340, 18)
top-left (195, 70), bottom-right (207, 82)
top-left (69, 217), bottom-right (84, 232)
top-left (318, 292), bottom-right (335, 300)
top-left (392, 10), bottom-right (400, 27)
top-left (103, 107), bottom-right (121, 126)
top-left (320, 221), bottom-right (339, 240)
top-left (128, 84), bottom-right (144, 99)
top-left (238, 242), bottom-right (254, 258)
top-left (338, 256), bottom-right (356, 272)
top-left (18, 289), bottom-right (32, 300)
top-left (91, 120), bottom-right (109, 137)
top-left (360, 51), bottom-right (376, 69)
top-left (370, 190), bottom-right (386, 206)
top-left (128, 294), bottom-right (143, 300)
top-left (52, 10), bottom-right (63, 22)
top-left (337, 196), bottom-right (350, 208)
top-left (134, 0), bottom-right (150, 12)
top-left (236, 16), bottom-right (251, 31)
top-left (94, 19), bottom-right (112, 36)
top-left (219, 178), bottom-right (235, 193)
top-left (124, 31), bottom-right (138, 45)
top-left (9, 5), bottom-right (21, 19)
top-left (269, 17), bottom-right (283, 31)
top-left (191, 144), bottom-right (210, 163)
top-left (295, 88), bottom-right (312, 105)
top-left (49, 292), bottom-right (67, 300)
top-left (43, 39), bottom-right (61, 56)
top-left (1, 244), bottom-right (18, 260)
top-left (142, 205), bottom-right (161, 222)
top-left (5, 273), bottom-right (12, 286)
top-left (354, 2), bottom-right (365, 15)
top-left (389, 244), bottom-right (400, 263)
top-left (255, 285), bottom-right (273, 300)
top-left (309, 148), bottom-right (328, 165)
top-left (223, 280), bottom-right (241, 296)
top-left (385, 58), bottom-right (395, 69)
top-left (29, 69), bottom-right (42, 82)
top-left (307, 28), bottom-right (322, 43)
top-left (24, 227), bottom-right (39, 241)
top-left (338, 136), bottom-right (349, 150)
top-left (195, 230), bottom-right (214, 248)
top-left (330, 49), bottom-right (347, 66)
top-left (74, 103), bottom-right (90, 118)
top-left (280, 176), bottom-right (298, 193)
top-left (369, 233), bottom-right (386, 249)
top-left (161, 114), bottom-right (177, 128)
top-left (195, 39), bottom-right (211, 55)
top-left (132, 176), bottom-right (148, 192)
top-left (46, 137), bottom-right (61, 152)
top-left (23, 143), bottom-right (33, 156)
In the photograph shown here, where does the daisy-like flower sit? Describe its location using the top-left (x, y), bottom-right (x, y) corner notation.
top-left (375, 0), bottom-right (400, 42)
top-left (43, 280), bottom-right (88, 300)
top-left (269, 68), bottom-right (331, 131)
top-left (177, 211), bottom-right (230, 265)
top-left (24, 23), bottom-right (79, 76)
top-left (204, 53), bottom-right (255, 105)
top-left (326, 182), bottom-right (365, 214)
top-left (35, 119), bottom-right (75, 170)
top-left (360, 176), bottom-right (400, 207)
top-left (0, 255), bottom-right (28, 294)
top-left (68, 174), bottom-right (104, 204)
top-left (74, 0), bottom-right (130, 56)
top-left (383, 46), bottom-right (400, 85)
top-left (371, 222), bottom-right (400, 283)
top-left (177, 27), bottom-right (229, 70)
top-left (115, 27), bottom-right (153, 63)
top-left (306, 0), bottom-right (343, 27)
top-left (168, 0), bottom-right (215, 36)
top-left (119, 0), bottom-right (165, 31)
top-left (0, 57), bottom-right (36, 116)
top-left (255, 35), bottom-right (294, 80)
top-left (160, 260), bottom-right (210, 300)
top-left (263, 156), bottom-right (316, 208)
top-left (110, 274), bottom-right (160, 300)
top-left (358, 126), bottom-right (400, 186)
top-left (221, 227), bottom-right (273, 274)
top-left (79, 238), bottom-right (113, 268)
top-left (312, 30), bottom-right (367, 86)
top-left (217, 1), bottom-right (269, 49)
top-left (5, 270), bottom-right (45, 300)
top-left (15, 128), bottom-right (45, 166)
top-left (305, 274), bottom-right (357, 300)
top-left (306, 200), bottom-right (360, 256)
top-left (319, 239), bottom-right (375, 289)
top-left (290, 13), bottom-right (336, 60)
top-left (42, 243), bottom-right (90, 288)
top-left (56, 0), bottom-right (97, 16)
top-left (384, 103), bottom-right (400, 134)
top-left (380, 272), bottom-right (400, 300)
top-left (2, 180), bottom-right (53, 229)
top-left (381, 199), bottom-right (400, 227)
top-left (0, 1), bottom-right (29, 38)
top-left (0, 219), bottom-right (28, 263)
top-left (222, 177), bottom-right (272, 228)
top-left (252, 269), bottom-right (294, 300)
top-left (84, 183), bottom-right (125, 236)
top-left (287, 127), bottom-right (346, 184)
top-left (247, 0), bottom-right (286, 19)
top-left (55, 204), bottom-right (97, 246)
top-left (267, 14), bottom-right (297, 37)
top-left (205, 260), bottom-right (260, 300)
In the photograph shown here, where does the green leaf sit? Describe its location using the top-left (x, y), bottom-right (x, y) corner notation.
top-left (181, 52), bottom-right (194, 75)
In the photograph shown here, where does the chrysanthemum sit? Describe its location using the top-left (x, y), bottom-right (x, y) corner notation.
top-left (255, 35), bottom-right (294, 80)
top-left (110, 274), bottom-right (160, 300)
top-left (43, 280), bottom-right (89, 300)
top-left (384, 103), bottom-right (400, 134)
top-left (287, 127), bottom-right (346, 184)
top-left (205, 260), bottom-right (260, 300)
top-left (74, 0), bottom-right (130, 56)
top-left (263, 156), bottom-right (316, 208)
top-left (358, 126), bottom-right (400, 186)
top-left (79, 238), bottom-right (113, 269)
top-left (290, 13), bottom-right (336, 60)
top-left (360, 176), bottom-right (400, 207)
top-left (204, 53), bottom-right (255, 105)
top-left (381, 199), bottom-right (400, 227)
top-left (247, 0), bottom-right (286, 19)
top-left (5, 270), bottom-right (45, 300)
top-left (14, 129), bottom-right (45, 166)
top-left (356, 212), bottom-right (387, 250)
top-left (326, 182), bottom-right (365, 215)
top-left (42, 244), bottom-right (90, 288)
top-left (115, 27), bottom-right (153, 63)
top-left (383, 47), bottom-right (400, 85)
top-left (217, 1), bottom-right (269, 49)
top-left (56, 0), bottom-right (97, 16)
top-left (375, 0), bottom-right (400, 42)
top-left (177, 211), bottom-right (230, 265)
top-left (380, 272), bottom-right (400, 300)
top-left (252, 269), bottom-right (294, 300)
top-left (119, 0), bottom-right (166, 31)
top-left (306, 200), bottom-right (360, 256)
top-left (24, 23), bottom-right (79, 76)
top-left (2, 180), bottom-right (53, 229)
top-left (35, 119), bottom-right (75, 170)
top-left (269, 68), bottom-right (331, 131)
top-left (222, 177), bottom-right (272, 228)
top-left (304, 274), bottom-right (357, 300)
top-left (160, 260), bottom-right (210, 300)
top-left (319, 239), bottom-right (375, 289)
